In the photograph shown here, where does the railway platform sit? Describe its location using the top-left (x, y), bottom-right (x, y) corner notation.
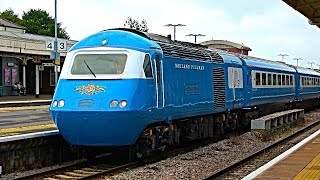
top-left (0, 94), bottom-right (55, 136)
top-left (245, 129), bottom-right (320, 180)
top-left (0, 94), bottom-right (52, 107)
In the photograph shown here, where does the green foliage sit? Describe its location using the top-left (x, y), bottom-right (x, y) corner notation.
top-left (22, 9), bottom-right (69, 39)
top-left (0, 8), bottom-right (69, 39)
top-left (124, 17), bottom-right (149, 32)
top-left (0, 8), bottom-right (23, 25)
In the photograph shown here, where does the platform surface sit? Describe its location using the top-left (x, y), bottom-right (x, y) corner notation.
top-left (253, 132), bottom-right (320, 180)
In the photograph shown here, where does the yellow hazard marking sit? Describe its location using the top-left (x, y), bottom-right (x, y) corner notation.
top-left (0, 123), bottom-right (56, 134)
top-left (0, 133), bottom-right (20, 137)
top-left (312, 138), bottom-right (320, 144)
top-left (293, 153), bottom-right (320, 180)
top-left (0, 105), bottom-right (50, 112)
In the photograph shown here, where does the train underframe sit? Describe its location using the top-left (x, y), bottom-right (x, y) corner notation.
top-left (131, 98), bottom-right (320, 159)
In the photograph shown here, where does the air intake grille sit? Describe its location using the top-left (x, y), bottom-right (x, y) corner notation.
top-left (213, 68), bottom-right (225, 109)
top-left (157, 42), bottom-right (224, 63)
top-left (78, 99), bottom-right (95, 108)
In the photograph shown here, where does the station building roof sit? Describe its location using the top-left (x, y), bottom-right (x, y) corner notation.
top-left (283, 0), bottom-right (320, 28)
top-left (0, 18), bottom-right (26, 30)
top-left (200, 40), bottom-right (252, 51)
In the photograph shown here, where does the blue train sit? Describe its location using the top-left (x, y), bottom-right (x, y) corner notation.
top-left (50, 28), bottom-right (320, 157)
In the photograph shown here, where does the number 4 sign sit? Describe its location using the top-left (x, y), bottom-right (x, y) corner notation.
top-left (46, 41), bottom-right (67, 51)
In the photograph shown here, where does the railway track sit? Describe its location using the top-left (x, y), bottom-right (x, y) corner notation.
top-left (206, 120), bottom-right (320, 179)
top-left (16, 132), bottom-right (238, 180)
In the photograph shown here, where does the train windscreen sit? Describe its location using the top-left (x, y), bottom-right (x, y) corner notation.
top-left (70, 54), bottom-right (127, 75)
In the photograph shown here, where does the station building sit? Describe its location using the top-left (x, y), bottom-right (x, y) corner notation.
top-left (200, 40), bottom-right (252, 55)
top-left (0, 18), bottom-right (77, 96)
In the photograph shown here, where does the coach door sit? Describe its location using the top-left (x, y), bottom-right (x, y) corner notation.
top-left (154, 54), bottom-right (164, 109)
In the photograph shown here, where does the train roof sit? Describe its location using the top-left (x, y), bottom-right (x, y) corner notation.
top-left (69, 29), bottom-right (161, 52)
top-left (240, 55), bottom-right (296, 72)
top-left (295, 66), bottom-right (320, 76)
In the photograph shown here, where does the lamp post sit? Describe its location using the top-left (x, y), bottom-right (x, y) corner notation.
top-left (54, 0), bottom-right (58, 86)
top-left (278, 54), bottom-right (288, 62)
top-left (164, 24), bottom-right (186, 41)
top-left (186, 34), bottom-right (206, 44)
top-left (307, 62), bottom-right (315, 69)
top-left (293, 58), bottom-right (303, 67)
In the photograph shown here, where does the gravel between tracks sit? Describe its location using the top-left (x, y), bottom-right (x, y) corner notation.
top-left (107, 109), bottom-right (320, 180)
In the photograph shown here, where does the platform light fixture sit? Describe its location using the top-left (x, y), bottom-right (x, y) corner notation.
top-left (164, 24), bottom-right (186, 41)
top-left (186, 34), bottom-right (206, 44)
top-left (278, 54), bottom-right (288, 62)
top-left (293, 58), bottom-right (303, 67)
top-left (307, 62), bottom-right (316, 69)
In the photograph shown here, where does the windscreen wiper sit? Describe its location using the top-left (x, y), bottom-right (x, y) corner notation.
top-left (84, 60), bottom-right (96, 78)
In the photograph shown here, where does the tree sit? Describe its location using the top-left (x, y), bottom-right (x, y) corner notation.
top-left (0, 8), bottom-right (23, 25)
top-left (124, 17), bottom-right (149, 32)
top-left (22, 9), bottom-right (69, 39)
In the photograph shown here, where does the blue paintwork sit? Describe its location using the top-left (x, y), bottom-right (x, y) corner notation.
top-left (296, 67), bottom-right (320, 100)
top-left (50, 29), bottom-right (320, 146)
top-left (69, 30), bottom-right (161, 53)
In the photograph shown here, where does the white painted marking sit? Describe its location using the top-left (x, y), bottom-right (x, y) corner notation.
top-left (0, 100), bottom-right (51, 105)
top-left (242, 127), bottom-right (320, 180)
top-left (0, 130), bottom-right (59, 143)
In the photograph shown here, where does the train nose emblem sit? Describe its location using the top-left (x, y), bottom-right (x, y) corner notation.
top-left (75, 84), bottom-right (106, 95)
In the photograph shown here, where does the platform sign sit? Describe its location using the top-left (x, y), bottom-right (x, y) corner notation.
top-left (46, 41), bottom-right (67, 51)
top-left (46, 41), bottom-right (54, 50)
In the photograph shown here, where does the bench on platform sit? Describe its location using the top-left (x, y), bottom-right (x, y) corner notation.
top-left (11, 86), bottom-right (19, 96)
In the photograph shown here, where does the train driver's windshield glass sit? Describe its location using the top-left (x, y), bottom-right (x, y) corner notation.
top-left (71, 54), bottom-right (127, 75)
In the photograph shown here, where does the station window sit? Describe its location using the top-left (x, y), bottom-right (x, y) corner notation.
top-left (267, 73), bottom-right (272, 85)
top-left (278, 74), bottom-right (281, 85)
top-left (143, 54), bottom-right (153, 78)
top-left (50, 69), bottom-right (55, 87)
top-left (273, 74), bottom-right (277, 86)
top-left (262, 73), bottom-right (266, 85)
top-left (256, 72), bottom-right (261, 86)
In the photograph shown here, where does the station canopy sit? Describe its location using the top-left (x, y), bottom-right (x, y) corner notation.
top-left (283, 0), bottom-right (320, 28)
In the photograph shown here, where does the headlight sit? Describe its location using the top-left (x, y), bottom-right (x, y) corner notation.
top-left (119, 100), bottom-right (128, 108)
top-left (52, 100), bottom-right (58, 107)
top-left (58, 100), bottom-right (65, 108)
top-left (109, 99), bottom-right (119, 108)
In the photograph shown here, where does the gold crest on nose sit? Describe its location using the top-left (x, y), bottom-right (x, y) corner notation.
top-left (75, 84), bottom-right (106, 95)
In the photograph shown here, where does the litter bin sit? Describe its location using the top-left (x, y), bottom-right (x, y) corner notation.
top-left (0, 86), bottom-right (2, 97)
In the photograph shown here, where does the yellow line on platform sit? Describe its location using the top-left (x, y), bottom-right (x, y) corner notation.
top-left (0, 105), bottom-right (50, 112)
top-left (293, 153), bottom-right (320, 179)
top-left (0, 123), bottom-right (56, 133)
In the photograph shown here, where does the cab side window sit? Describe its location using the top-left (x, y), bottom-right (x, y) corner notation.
top-left (155, 55), bottom-right (160, 85)
top-left (143, 54), bottom-right (153, 78)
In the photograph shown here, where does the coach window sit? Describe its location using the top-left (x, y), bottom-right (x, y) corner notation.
top-left (290, 75), bottom-right (293, 86)
top-left (273, 74), bottom-right (277, 86)
top-left (277, 74), bottom-right (281, 86)
top-left (281, 75), bottom-right (285, 86)
top-left (256, 72), bottom-right (261, 86)
top-left (262, 73), bottom-right (266, 85)
top-left (143, 54), bottom-right (153, 78)
top-left (267, 73), bottom-right (272, 85)
top-left (309, 78), bottom-right (312, 86)
top-left (285, 75), bottom-right (289, 86)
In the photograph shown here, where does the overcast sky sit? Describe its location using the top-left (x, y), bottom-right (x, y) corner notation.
top-left (1, 0), bottom-right (319, 68)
